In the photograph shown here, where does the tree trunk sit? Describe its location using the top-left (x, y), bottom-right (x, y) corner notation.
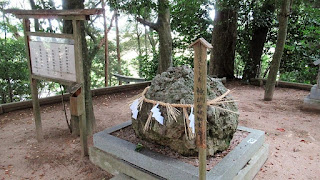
top-left (105, 31), bottom-right (109, 86)
top-left (135, 21), bottom-right (143, 77)
top-left (115, 9), bottom-right (122, 85)
top-left (137, 0), bottom-right (172, 74)
top-left (29, 0), bottom-right (40, 31)
top-left (156, 0), bottom-right (172, 73)
top-left (144, 25), bottom-right (148, 57)
top-left (102, 0), bottom-right (108, 87)
top-left (62, 0), bottom-right (96, 134)
top-left (40, 0), bottom-right (54, 32)
top-left (209, 0), bottom-right (238, 79)
top-left (243, 1), bottom-right (275, 81)
top-left (264, 0), bottom-right (291, 101)
top-left (148, 31), bottom-right (157, 55)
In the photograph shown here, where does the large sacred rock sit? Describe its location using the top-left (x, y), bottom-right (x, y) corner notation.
top-left (132, 66), bottom-right (238, 156)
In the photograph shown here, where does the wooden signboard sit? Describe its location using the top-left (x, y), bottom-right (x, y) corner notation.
top-left (5, 9), bottom-right (103, 157)
top-left (29, 38), bottom-right (76, 82)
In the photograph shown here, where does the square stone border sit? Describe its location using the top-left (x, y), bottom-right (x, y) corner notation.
top-left (92, 121), bottom-right (267, 180)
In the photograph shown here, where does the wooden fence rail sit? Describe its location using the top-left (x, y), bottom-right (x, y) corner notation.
top-left (0, 82), bottom-right (150, 115)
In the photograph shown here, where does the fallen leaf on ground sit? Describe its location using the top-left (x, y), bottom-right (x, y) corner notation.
top-left (276, 128), bottom-right (285, 132)
top-left (300, 139), bottom-right (307, 143)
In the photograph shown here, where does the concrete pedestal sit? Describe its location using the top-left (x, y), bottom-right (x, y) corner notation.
top-left (303, 85), bottom-right (320, 111)
top-left (90, 121), bottom-right (269, 180)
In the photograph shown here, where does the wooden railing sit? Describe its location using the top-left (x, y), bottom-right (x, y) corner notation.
top-left (113, 74), bottom-right (145, 84)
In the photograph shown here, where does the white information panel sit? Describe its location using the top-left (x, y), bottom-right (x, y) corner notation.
top-left (29, 39), bottom-right (76, 82)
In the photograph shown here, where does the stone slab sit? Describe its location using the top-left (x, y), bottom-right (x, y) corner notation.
top-left (303, 95), bottom-right (320, 111)
top-left (92, 121), bottom-right (266, 180)
top-left (206, 126), bottom-right (265, 179)
top-left (93, 133), bottom-right (198, 180)
top-left (89, 147), bottom-right (160, 180)
top-left (309, 85), bottom-right (320, 100)
top-left (0, 105), bottom-right (3, 114)
top-left (90, 144), bottom-right (269, 180)
top-left (234, 144), bottom-right (269, 180)
top-left (110, 173), bottom-right (135, 180)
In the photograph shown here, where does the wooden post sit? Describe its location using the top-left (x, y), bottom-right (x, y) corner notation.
top-left (70, 115), bottom-right (80, 136)
top-left (189, 38), bottom-right (213, 180)
top-left (23, 19), bottom-right (44, 142)
top-left (73, 20), bottom-right (88, 156)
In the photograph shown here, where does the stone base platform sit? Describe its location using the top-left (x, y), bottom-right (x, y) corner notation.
top-left (303, 95), bottom-right (320, 111)
top-left (90, 121), bottom-right (269, 180)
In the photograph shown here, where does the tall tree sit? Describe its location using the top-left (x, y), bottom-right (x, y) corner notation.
top-left (29, 0), bottom-right (40, 31)
top-left (136, 0), bottom-right (172, 73)
top-left (115, 9), bottom-right (122, 84)
top-left (135, 20), bottom-right (143, 77)
top-left (264, 0), bottom-right (292, 101)
top-left (62, 0), bottom-right (96, 134)
top-left (242, 0), bottom-right (275, 81)
top-left (209, 0), bottom-right (239, 78)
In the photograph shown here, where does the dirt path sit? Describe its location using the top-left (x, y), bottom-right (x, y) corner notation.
top-left (0, 82), bottom-right (319, 179)
top-left (228, 83), bottom-right (320, 179)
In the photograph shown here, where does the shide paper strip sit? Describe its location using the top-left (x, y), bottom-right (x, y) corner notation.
top-left (130, 98), bottom-right (140, 119)
top-left (189, 107), bottom-right (195, 134)
top-left (151, 103), bottom-right (164, 125)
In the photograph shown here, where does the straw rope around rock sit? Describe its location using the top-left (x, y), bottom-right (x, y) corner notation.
top-left (130, 86), bottom-right (239, 138)
top-left (134, 86), bottom-right (239, 113)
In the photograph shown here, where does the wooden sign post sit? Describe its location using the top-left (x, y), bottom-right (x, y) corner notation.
top-left (5, 9), bottom-right (103, 157)
top-left (189, 38), bottom-right (212, 180)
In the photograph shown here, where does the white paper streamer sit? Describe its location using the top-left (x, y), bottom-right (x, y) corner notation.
top-left (151, 103), bottom-right (164, 125)
top-left (130, 99), bottom-right (140, 119)
top-left (189, 107), bottom-right (195, 134)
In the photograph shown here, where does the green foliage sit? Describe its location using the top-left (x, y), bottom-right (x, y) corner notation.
top-left (1, 0), bottom-right (320, 106)
top-left (113, 0), bottom-right (212, 79)
top-left (90, 39), bottom-right (132, 88)
top-left (173, 53), bottom-right (193, 68)
top-left (135, 143), bottom-right (144, 152)
top-left (171, 0), bottom-right (212, 49)
top-left (139, 54), bottom-right (158, 80)
top-left (236, 0), bottom-right (276, 79)
top-left (236, 0), bottom-right (319, 84)
top-left (171, 0), bottom-right (212, 69)
top-left (0, 38), bottom-right (30, 103)
top-left (280, 3), bottom-right (320, 84)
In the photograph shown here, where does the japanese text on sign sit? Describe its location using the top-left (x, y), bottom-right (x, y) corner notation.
top-left (29, 39), bottom-right (76, 82)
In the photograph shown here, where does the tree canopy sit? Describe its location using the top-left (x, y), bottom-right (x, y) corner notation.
top-left (0, 0), bottom-right (319, 104)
